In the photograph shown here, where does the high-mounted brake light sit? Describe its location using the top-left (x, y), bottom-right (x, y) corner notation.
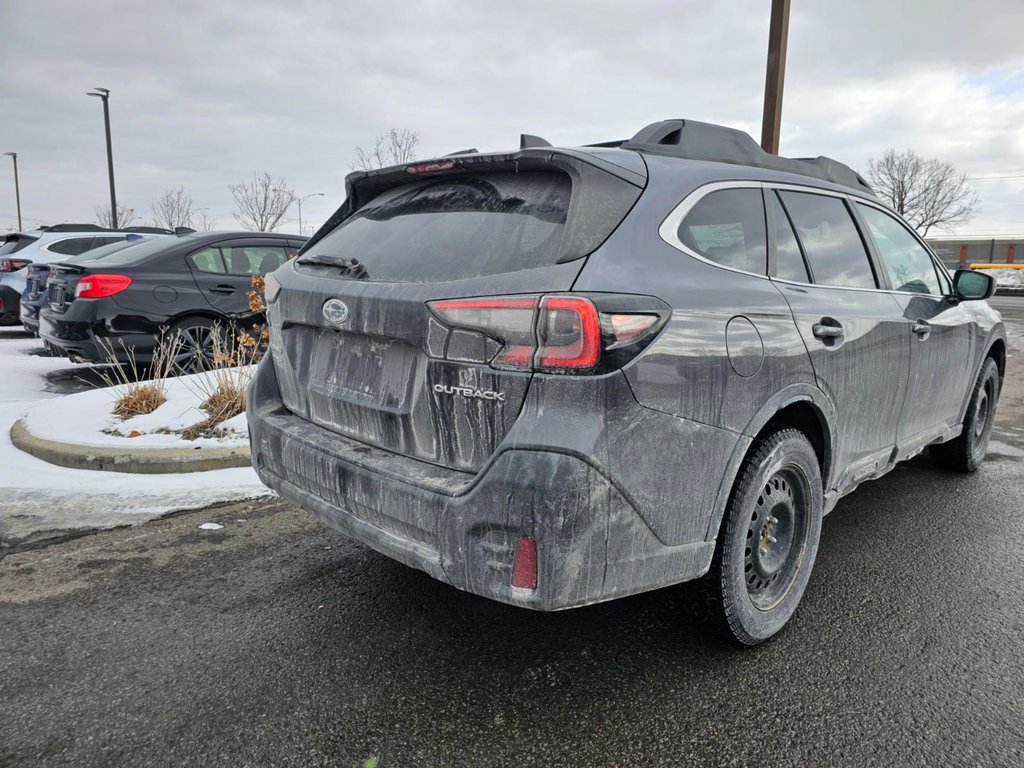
top-left (406, 160), bottom-right (457, 174)
top-left (74, 274), bottom-right (132, 299)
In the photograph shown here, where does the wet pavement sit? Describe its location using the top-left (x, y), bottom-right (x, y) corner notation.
top-left (0, 305), bottom-right (1022, 767)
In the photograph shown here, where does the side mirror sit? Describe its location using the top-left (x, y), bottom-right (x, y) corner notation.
top-left (952, 269), bottom-right (995, 301)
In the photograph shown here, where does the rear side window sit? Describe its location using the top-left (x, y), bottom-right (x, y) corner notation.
top-left (856, 204), bottom-right (941, 295)
top-left (779, 192), bottom-right (877, 289)
top-left (678, 188), bottom-right (767, 274)
top-left (305, 172), bottom-right (571, 282)
top-left (47, 237), bottom-right (100, 256)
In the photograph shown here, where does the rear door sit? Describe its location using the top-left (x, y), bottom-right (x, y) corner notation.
top-left (269, 162), bottom-right (642, 472)
top-left (853, 202), bottom-right (975, 449)
top-left (188, 239), bottom-right (289, 315)
top-left (770, 188), bottom-right (910, 493)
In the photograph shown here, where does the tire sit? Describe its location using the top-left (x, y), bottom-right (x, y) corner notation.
top-left (930, 357), bottom-right (1000, 473)
top-left (169, 316), bottom-right (224, 373)
top-left (702, 429), bottom-right (824, 645)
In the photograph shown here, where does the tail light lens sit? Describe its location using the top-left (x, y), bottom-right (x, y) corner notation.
top-left (74, 274), bottom-right (132, 299)
top-left (427, 293), bottom-right (667, 373)
top-left (0, 258), bottom-right (31, 272)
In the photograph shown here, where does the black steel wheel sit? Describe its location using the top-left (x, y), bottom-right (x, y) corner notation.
top-left (703, 428), bottom-right (823, 645)
top-left (931, 357), bottom-right (1000, 473)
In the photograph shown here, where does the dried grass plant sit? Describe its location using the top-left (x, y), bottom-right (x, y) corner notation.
top-left (96, 330), bottom-right (182, 419)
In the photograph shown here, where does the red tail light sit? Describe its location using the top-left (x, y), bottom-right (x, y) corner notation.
top-left (0, 258), bottom-right (30, 272)
top-left (74, 274), bottom-right (132, 299)
top-left (511, 536), bottom-right (538, 590)
top-left (406, 160), bottom-right (457, 174)
top-left (428, 293), bottom-right (666, 373)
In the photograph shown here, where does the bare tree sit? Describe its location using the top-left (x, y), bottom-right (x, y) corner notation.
top-left (353, 128), bottom-right (419, 170)
top-left (95, 204), bottom-right (137, 229)
top-left (864, 148), bottom-right (980, 236)
top-left (195, 209), bottom-right (218, 232)
top-left (229, 172), bottom-right (294, 232)
top-left (151, 186), bottom-right (194, 230)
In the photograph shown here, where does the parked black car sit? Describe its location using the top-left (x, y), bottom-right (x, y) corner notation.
top-left (20, 234), bottom-right (161, 335)
top-left (247, 119), bottom-right (1005, 644)
top-left (39, 231), bottom-right (305, 365)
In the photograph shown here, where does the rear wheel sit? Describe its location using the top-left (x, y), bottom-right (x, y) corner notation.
top-left (703, 429), bottom-right (823, 645)
top-left (931, 357), bottom-right (1000, 473)
top-left (169, 316), bottom-right (224, 373)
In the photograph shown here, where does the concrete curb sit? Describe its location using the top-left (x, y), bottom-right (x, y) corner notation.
top-left (10, 419), bottom-right (252, 474)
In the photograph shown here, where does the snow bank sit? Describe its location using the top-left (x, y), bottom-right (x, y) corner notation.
top-left (23, 368), bottom-right (253, 449)
top-left (985, 268), bottom-right (1024, 289)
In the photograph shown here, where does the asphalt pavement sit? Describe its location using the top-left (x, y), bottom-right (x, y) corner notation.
top-left (1, 302), bottom-right (1022, 768)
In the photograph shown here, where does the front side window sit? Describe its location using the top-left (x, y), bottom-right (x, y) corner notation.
top-left (678, 188), bottom-right (767, 274)
top-left (779, 192), bottom-right (877, 289)
top-left (856, 204), bottom-right (941, 295)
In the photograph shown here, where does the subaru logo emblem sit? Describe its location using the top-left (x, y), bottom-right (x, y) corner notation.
top-left (322, 298), bottom-right (349, 325)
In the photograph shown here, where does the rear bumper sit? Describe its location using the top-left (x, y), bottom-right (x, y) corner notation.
top-left (247, 358), bottom-right (714, 611)
top-left (39, 302), bottom-right (157, 364)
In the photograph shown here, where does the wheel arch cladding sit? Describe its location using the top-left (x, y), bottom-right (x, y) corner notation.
top-left (986, 337), bottom-right (1006, 380)
top-left (705, 393), bottom-right (832, 543)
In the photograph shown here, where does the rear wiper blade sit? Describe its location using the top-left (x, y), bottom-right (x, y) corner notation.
top-left (296, 253), bottom-right (368, 279)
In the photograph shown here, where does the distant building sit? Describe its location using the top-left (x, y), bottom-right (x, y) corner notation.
top-left (926, 237), bottom-right (1022, 268)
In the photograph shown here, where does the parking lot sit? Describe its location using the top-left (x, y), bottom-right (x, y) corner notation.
top-left (0, 298), bottom-right (1019, 767)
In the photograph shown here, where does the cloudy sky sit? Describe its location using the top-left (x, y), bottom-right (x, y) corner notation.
top-left (2, 0), bottom-right (1023, 238)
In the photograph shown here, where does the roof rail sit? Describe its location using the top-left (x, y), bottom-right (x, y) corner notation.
top-left (619, 119), bottom-right (874, 194)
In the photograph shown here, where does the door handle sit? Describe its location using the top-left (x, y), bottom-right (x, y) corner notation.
top-left (912, 320), bottom-right (931, 339)
top-left (209, 284), bottom-right (236, 295)
top-left (812, 320), bottom-right (844, 341)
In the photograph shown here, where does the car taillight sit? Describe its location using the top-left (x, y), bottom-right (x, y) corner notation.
top-left (0, 258), bottom-right (30, 272)
top-left (74, 274), bottom-right (132, 299)
top-left (427, 293), bottom-right (667, 373)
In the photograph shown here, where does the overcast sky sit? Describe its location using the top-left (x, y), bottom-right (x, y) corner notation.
top-left (2, 0), bottom-right (1023, 238)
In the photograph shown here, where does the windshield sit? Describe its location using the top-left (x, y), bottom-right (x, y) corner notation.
top-left (304, 172), bottom-right (571, 282)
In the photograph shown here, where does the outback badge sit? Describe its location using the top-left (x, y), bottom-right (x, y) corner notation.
top-left (322, 298), bottom-right (349, 325)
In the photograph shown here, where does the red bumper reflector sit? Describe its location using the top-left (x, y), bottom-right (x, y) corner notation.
top-left (511, 536), bottom-right (538, 590)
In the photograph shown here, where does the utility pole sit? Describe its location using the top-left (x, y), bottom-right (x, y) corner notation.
top-left (760, 0), bottom-right (791, 155)
top-left (87, 87), bottom-right (118, 228)
top-left (3, 152), bottom-right (21, 230)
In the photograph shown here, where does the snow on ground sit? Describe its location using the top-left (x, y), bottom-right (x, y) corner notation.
top-left (0, 328), bottom-right (271, 539)
top-left (986, 268), bottom-right (1024, 289)
top-left (24, 368), bottom-right (253, 449)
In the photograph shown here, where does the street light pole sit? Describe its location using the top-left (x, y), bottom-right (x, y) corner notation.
top-left (3, 152), bottom-right (21, 230)
top-left (87, 87), bottom-right (118, 228)
top-left (274, 190), bottom-right (324, 235)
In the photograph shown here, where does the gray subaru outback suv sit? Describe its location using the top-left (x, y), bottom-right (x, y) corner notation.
top-left (247, 119), bottom-right (1004, 644)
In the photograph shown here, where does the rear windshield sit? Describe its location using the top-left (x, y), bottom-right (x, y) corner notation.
top-left (0, 235), bottom-right (37, 256)
top-left (65, 237), bottom-right (153, 264)
top-left (305, 172), bottom-right (571, 282)
top-left (78, 236), bottom-right (180, 266)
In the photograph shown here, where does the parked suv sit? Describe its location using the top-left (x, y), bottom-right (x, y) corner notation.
top-left (39, 231), bottom-right (305, 365)
top-left (247, 119), bottom-right (1005, 644)
top-left (0, 224), bottom-right (170, 325)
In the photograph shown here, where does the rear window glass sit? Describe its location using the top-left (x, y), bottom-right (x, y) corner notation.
top-left (305, 172), bottom-right (571, 282)
top-left (82, 236), bottom-right (185, 266)
top-left (0, 236), bottom-right (37, 256)
top-left (65, 238), bottom-right (152, 264)
top-left (678, 188), bottom-right (767, 274)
